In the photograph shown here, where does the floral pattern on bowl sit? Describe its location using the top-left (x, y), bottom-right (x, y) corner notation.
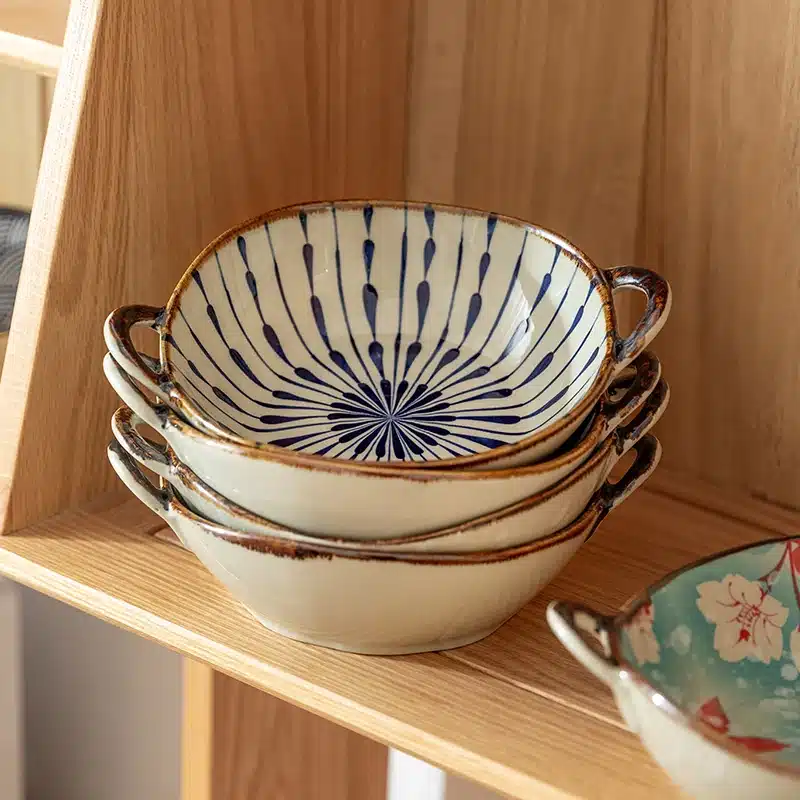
top-left (619, 538), bottom-right (800, 768)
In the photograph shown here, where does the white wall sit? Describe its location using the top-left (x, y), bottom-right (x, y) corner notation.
top-left (20, 587), bottom-right (182, 800)
top-left (388, 749), bottom-right (503, 800)
top-left (19, 586), bottom-right (498, 800)
top-left (0, 579), bottom-right (23, 800)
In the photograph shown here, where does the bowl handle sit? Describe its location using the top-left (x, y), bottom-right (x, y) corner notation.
top-left (612, 379), bottom-right (670, 460)
top-left (605, 267), bottom-right (672, 373)
top-left (600, 350), bottom-right (661, 435)
top-left (107, 439), bottom-right (171, 521)
top-left (104, 305), bottom-right (172, 405)
top-left (103, 351), bottom-right (173, 434)
top-left (595, 433), bottom-right (662, 522)
top-left (546, 602), bottom-right (621, 687)
top-left (111, 404), bottom-right (174, 485)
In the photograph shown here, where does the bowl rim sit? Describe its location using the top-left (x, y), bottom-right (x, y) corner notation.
top-left (609, 535), bottom-right (800, 781)
top-left (120, 401), bottom-right (621, 546)
top-left (146, 384), bottom-right (616, 481)
top-left (161, 469), bottom-right (604, 563)
top-left (158, 198), bottom-right (620, 470)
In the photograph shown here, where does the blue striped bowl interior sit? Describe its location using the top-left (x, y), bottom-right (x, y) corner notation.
top-left (163, 202), bottom-right (612, 463)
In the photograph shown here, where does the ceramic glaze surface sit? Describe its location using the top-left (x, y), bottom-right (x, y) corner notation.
top-left (111, 401), bottom-right (664, 553)
top-left (164, 203), bottom-right (610, 462)
top-left (619, 539), bottom-right (800, 769)
top-left (107, 439), bottom-right (623, 655)
top-left (104, 351), bottom-right (665, 538)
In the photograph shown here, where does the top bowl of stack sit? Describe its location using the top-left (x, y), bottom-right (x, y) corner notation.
top-left (106, 200), bottom-right (670, 470)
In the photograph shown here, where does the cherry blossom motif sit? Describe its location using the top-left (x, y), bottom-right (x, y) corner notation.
top-left (626, 602), bottom-right (660, 664)
top-left (696, 697), bottom-right (789, 753)
top-left (696, 574), bottom-right (788, 663)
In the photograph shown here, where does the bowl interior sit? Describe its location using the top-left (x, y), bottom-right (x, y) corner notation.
top-left (164, 202), bottom-right (611, 463)
top-left (618, 538), bottom-right (800, 768)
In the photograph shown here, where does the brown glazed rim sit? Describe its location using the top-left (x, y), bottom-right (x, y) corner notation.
top-left (607, 537), bottom-right (800, 780)
top-left (151, 390), bottom-right (611, 482)
top-left (163, 468), bottom-right (604, 564)
top-left (117, 401), bottom-right (623, 545)
top-left (137, 361), bottom-right (664, 487)
top-left (158, 198), bottom-right (621, 471)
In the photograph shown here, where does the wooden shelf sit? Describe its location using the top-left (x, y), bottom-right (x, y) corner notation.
top-left (0, 477), bottom-right (786, 799)
top-left (0, 0), bottom-right (69, 46)
top-left (3, 1), bottom-right (799, 795)
top-left (0, 31), bottom-right (61, 76)
top-left (0, 1), bottom-right (68, 75)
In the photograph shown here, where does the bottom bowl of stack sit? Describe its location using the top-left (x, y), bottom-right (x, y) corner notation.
top-left (108, 434), bottom-right (661, 655)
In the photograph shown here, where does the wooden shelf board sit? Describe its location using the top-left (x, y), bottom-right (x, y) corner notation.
top-left (0, 485), bottom-right (781, 799)
top-left (0, 31), bottom-right (61, 75)
top-left (447, 488), bottom-right (778, 726)
top-left (0, 0), bottom-right (69, 47)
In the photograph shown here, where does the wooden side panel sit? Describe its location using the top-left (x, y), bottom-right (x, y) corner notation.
top-left (182, 660), bottom-right (214, 800)
top-left (212, 672), bottom-right (387, 800)
top-left (0, 0), bottom-right (71, 46)
top-left (0, 63), bottom-right (42, 209)
top-left (183, 661), bottom-right (387, 800)
top-left (638, 0), bottom-right (800, 506)
top-left (0, 0), bottom-right (412, 531)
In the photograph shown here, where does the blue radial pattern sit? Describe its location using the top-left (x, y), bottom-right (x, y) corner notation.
top-left (164, 202), bottom-right (611, 462)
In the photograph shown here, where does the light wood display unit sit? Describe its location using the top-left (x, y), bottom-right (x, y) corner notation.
top-left (0, 1), bottom-right (67, 74)
top-left (2, 1), bottom-right (800, 798)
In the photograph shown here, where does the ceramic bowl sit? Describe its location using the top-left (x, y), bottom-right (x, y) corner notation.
top-left (111, 386), bottom-right (664, 551)
top-left (105, 201), bottom-right (670, 470)
top-left (108, 437), bottom-right (659, 655)
top-left (548, 538), bottom-right (800, 800)
top-left (105, 349), bottom-right (664, 538)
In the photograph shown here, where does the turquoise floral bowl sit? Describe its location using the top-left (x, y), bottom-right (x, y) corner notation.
top-left (548, 537), bottom-right (800, 799)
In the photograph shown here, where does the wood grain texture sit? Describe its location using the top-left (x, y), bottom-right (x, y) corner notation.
top-left (407, 0), bottom-right (657, 270)
top-left (0, 62), bottom-right (43, 208)
top-left (0, 0), bottom-right (412, 533)
top-left (211, 671), bottom-right (387, 800)
top-left (0, 31), bottom-right (61, 75)
top-left (183, 658), bottom-right (386, 800)
top-left (447, 487), bottom-right (777, 725)
top-left (405, 0), bottom-right (800, 510)
top-left (647, 466), bottom-right (800, 539)
top-left (637, 0), bottom-right (800, 506)
top-left (0, 0), bottom-right (70, 46)
top-left (0, 0), bottom-right (106, 530)
top-left (0, 489), bottom-right (696, 799)
top-left (11, 0), bottom-right (799, 523)
top-left (182, 660), bottom-right (214, 800)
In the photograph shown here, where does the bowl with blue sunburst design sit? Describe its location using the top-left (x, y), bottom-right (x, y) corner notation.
top-left (105, 200), bottom-right (670, 469)
top-left (548, 538), bottom-right (800, 800)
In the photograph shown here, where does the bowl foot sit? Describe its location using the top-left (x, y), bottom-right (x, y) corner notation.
top-left (246, 611), bottom-right (505, 656)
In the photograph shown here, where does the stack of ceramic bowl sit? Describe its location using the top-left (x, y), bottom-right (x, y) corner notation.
top-left (103, 201), bottom-right (671, 655)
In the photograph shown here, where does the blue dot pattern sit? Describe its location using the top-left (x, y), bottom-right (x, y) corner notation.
top-left (164, 202), bottom-right (610, 462)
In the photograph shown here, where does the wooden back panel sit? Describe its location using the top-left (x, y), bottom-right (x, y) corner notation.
top-left (0, 0), bottom-right (412, 531)
top-left (4, 0), bottom-right (800, 532)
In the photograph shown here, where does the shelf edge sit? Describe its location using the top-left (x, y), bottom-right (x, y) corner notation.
top-left (0, 31), bottom-right (60, 76)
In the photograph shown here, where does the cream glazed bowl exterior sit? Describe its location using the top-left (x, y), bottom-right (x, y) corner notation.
top-left (108, 437), bottom-right (660, 655)
top-left (111, 383), bottom-right (666, 553)
top-left (104, 350), bottom-right (662, 538)
top-left (548, 538), bottom-right (800, 799)
top-left (105, 201), bottom-right (671, 471)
